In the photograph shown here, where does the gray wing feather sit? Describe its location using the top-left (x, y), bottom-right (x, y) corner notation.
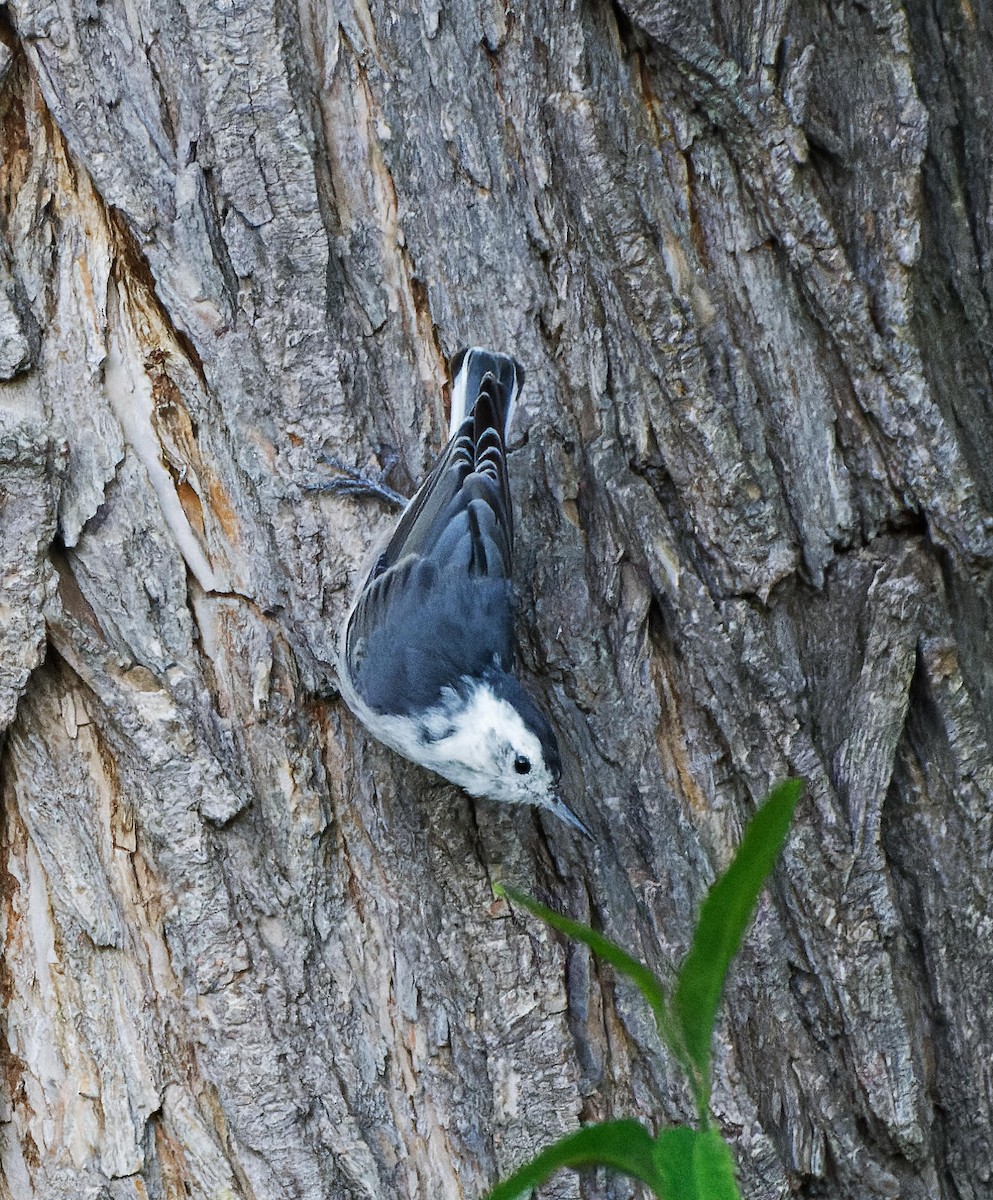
top-left (346, 363), bottom-right (518, 715)
top-left (349, 563), bottom-right (515, 714)
top-left (373, 431), bottom-right (475, 571)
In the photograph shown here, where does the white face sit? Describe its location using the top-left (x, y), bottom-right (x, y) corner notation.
top-left (419, 687), bottom-right (559, 808)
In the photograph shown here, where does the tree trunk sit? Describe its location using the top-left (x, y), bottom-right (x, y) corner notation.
top-left (1, 1), bottom-right (991, 1197)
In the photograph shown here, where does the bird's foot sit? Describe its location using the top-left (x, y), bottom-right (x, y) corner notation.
top-left (308, 451), bottom-right (408, 509)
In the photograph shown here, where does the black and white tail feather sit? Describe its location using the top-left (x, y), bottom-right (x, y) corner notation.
top-left (339, 347), bottom-right (590, 836)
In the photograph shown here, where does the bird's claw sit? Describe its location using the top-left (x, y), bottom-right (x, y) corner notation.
top-left (309, 453), bottom-right (408, 509)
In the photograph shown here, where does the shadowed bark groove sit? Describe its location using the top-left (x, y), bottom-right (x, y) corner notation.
top-left (0, 1), bottom-right (991, 1197)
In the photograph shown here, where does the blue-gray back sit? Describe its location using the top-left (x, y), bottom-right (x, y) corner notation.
top-left (347, 360), bottom-right (519, 715)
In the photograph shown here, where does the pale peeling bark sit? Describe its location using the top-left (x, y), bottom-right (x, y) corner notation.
top-left (0, 1), bottom-right (991, 1198)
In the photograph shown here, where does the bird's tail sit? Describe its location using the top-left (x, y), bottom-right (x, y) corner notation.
top-left (449, 347), bottom-right (525, 438)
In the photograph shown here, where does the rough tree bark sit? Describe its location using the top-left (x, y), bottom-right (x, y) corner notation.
top-left (0, 0), bottom-right (991, 1197)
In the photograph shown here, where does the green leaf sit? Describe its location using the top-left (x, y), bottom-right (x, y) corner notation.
top-left (653, 1127), bottom-right (700, 1200)
top-left (654, 1126), bottom-right (740, 1200)
top-left (485, 1120), bottom-right (664, 1200)
top-left (494, 883), bottom-right (677, 1051)
top-left (691, 1127), bottom-right (740, 1199)
top-left (673, 779), bottom-right (802, 1116)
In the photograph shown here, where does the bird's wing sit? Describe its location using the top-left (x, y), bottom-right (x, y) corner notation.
top-left (370, 372), bottom-right (513, 576)
top-left (346, 371), bottom-right (517, 715)
top-left (347, 559), bottom-right (515, 715)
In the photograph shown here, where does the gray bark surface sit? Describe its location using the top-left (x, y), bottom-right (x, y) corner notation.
top-left (0, 1), bottom-right (991, 1197)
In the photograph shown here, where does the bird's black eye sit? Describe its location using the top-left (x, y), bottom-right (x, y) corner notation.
top-left (514, 755), bottom-right (532, 775)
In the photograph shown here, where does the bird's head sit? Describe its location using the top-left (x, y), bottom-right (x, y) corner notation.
top-left (419, 672), bottom-right (590, 836)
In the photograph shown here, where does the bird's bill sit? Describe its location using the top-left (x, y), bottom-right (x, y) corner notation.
top-left (547, 795), bottom-right (593, 839)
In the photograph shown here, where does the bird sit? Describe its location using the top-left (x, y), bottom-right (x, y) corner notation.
top-left (337, 347), bottom-right (590, 836)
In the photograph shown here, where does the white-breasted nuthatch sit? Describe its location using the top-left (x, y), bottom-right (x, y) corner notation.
top-left (338, 348), bottom-right (589, 836)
